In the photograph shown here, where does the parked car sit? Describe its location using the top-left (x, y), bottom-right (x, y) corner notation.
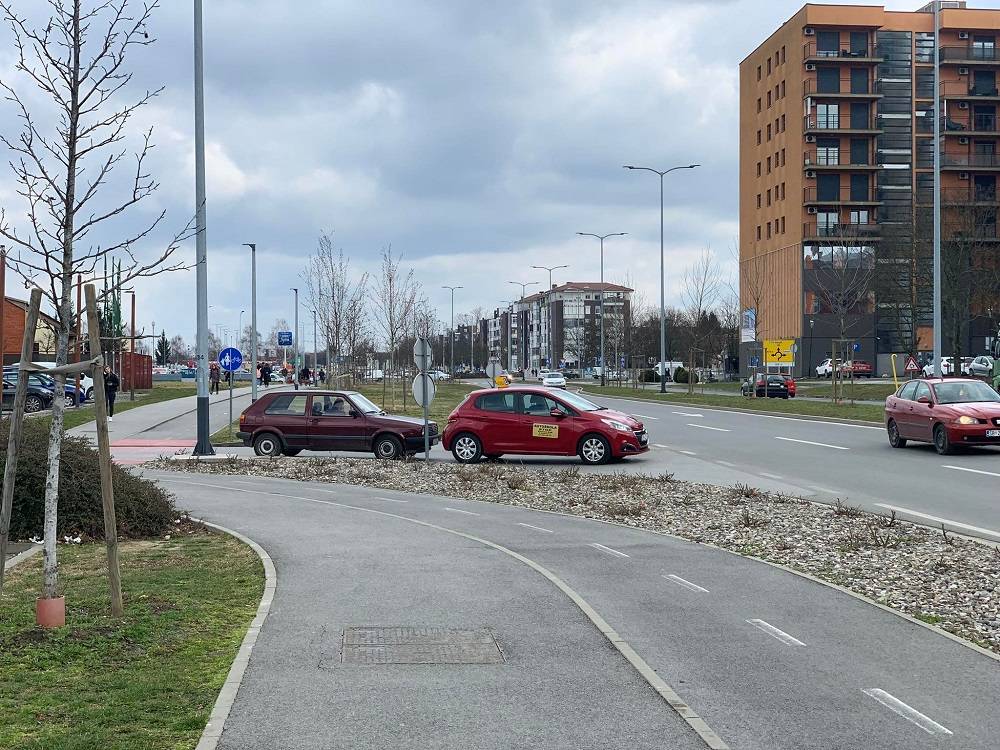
top-left (30, 360), bottom-right (95, 400)
top-left (541, 371), bottom-right (567, 389)
top-left (3, 367), bottom-right (83, 407)
top-left (841, 360), bottom-right (873, 378)
top-left (815, 358), bottom-right (837, 378)
top-left (969, 356), bottom-right (995, 378)
top-left (743, 374), bottom-right (791, 398)
top-left (428, 370), bottom-right (451, 381)
top-left (537, 368), bottom-right (551, 381)
top-left (442, 386), bottom-right (648, 465)
top-left (237, 390), bottom-right (438, 459)
top-left (885, 377), bottom-right (1000, 454)
top-left (921, 357), bottom-right (970, 377)
top-left (1, 374), bottom-right (55, 413)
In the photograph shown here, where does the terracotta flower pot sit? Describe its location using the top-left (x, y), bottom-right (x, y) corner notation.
top-left (36, 596), bottom-right (65, 628)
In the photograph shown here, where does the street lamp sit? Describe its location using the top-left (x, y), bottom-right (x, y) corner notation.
top-left (442, 286), bottom-right (463, 376)
top-left (193, 0), bottom-right (213, 456)
top-left (531, 264), bottom-right (569, 369)
top-left (508, 280), bottom-right (539, 299)
top-left (808, 318), bottom-right (815, 379)
top-left (290, 287), bottom-right (299, 390)
top-left (577, 232), bottom-right (627, 386)
top-left (623, 163), bottom-right (700, 393)
top-left (243, 243), bottom-right (258, 402)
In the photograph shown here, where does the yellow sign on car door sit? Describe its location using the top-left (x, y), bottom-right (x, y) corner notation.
top-left (532, 424), bottom-right (559, 439)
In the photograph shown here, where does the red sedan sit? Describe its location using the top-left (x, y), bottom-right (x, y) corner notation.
top-left (442, 387), bottom-right (648, 465)
top-left (884, 378), bottom-right (1000, 454)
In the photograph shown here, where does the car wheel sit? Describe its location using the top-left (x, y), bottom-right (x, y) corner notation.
top-left (25, 395), bottom-right (44, 413)
top-left (933, 424), bottom-right (953, 456)
top-left (282, 448), bottom-right (302, 457)
top-left (451, 433), bottom-right (483, 464)
top-left (579, 434), bottom-right (611, 465)
top-left (86, 387), bottom-right (94, 401)
top-left (253, 432), bottom-right (282, 457)
top-left (64, 394), bottom-right (76, 408)
top-left (373, 434), bottom-right (403, 460)
top-left (887, 419), bottom-right (907, 449)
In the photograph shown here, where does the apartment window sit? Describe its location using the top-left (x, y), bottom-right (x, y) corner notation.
top-left (817, 103), bottom-right (839, 129)
top-left (774, 118), bottom-right (779, 135)
top-left (781, 148), bottom-right (786, 166)
top-left (774, 51), bottom-right (779, 68)
top-left (781, 80), bottom-right (786, 98)
top-left (767, 123), bottom-right (772, 140)
top-left (766, 189), bottom-right (772, 206)
top-left (817, 67), bottom-right (841, 94)
top-left (774, 84), bottom-right (779, 101)
top-left (781, 217), bottom-right (786, 233)
top-left (757, 65), bottom-right (762, 81)
top-left (817, 211), bottom-right (839, 235)
top-left (767, 91), bottom-right (772, 108)
top-left (756, 193), bottom-right (761, 209)
top-left (757, 98), bottom-right (761, 113)
top-left (767, 57), bottom-right (772, 75)
top-left (767, 156), bottom-right (772, 173)
top-left (781, 182), bottom-right (785, 200)
top-left (781, 45), bottom-right (786, 64)
top-left (756, 225), bottom-right (761, 240)
top-left (757, 129), bottom-right (761, 145)
top-left (766, 221), bottom-right (772, 238)
top-left (781, 114), bottom-right (786, 131)
top-left (850, 209), bottom-right (869, 226)
top-left (757, 162), bottom-right (761, 177)
top-left (817, 137), bottom-right (839, 165)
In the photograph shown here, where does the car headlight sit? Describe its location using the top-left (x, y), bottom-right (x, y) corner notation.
top-left (601, 418), bottom-right (631, 432)
top-left (954, 415), bottom-right (981, 425)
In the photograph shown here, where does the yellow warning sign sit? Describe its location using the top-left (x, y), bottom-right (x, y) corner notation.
top-left (763, 339), bottom-right (795, 364)
top-left (532, 423), bottom-right (559, 439)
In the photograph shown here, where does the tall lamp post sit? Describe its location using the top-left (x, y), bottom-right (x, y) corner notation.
top-left (531, 264), bottom-right (568, 369)
top-left (312, 309), bottom-right (318, 383)
top-left (192, 0), bottom-right (213, 455)
top-left (243, 244), bottom-right (258, 402)
top-left (290, 287), bottom-right (299, 391)
top-left (624, 163), bottom-right (700, 393)
top-left (808, 318), bottom-right (815, 379)
top-left (442, 285), bottom-right (463, 376)
top-left (577, 232), bottom-right (627, 386)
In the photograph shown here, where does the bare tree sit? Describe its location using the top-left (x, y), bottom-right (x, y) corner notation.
top-left (0, 1), bottom-right (191, 602)
top-left (168, 334), bottom-right (188, 363)
top-left (371, 246), bottom-right (418, 407)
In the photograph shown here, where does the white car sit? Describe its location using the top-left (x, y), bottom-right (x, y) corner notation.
top-left (33, 360), bottom-right (94, 401)
top-left (921, 357), bottom-right (970, 377)
top-left (537, 368), bottom-right (551, 381)
top-left (428, 370), bottom-right (451, 381)
top-left (542, 371), bottom-right (567, 388)
top-left (815, 358), bottom-right (836, 378)
top-left (968, 356), bottom-right (994, 378)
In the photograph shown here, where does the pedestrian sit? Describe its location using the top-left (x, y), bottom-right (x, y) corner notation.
top-left (318, 367), bottom-right (326, 385)
top-left (103, 365), bottom-right (120, 422)
top-left (224, 369), bottom-right (231, 386)
top-left (209, 362), bottom-right (221, 394)
top-left (256, 365), bottom-right (261, 385)
top-left (300, 366), bottom-right (310, 385)
top-left (261, 362), bottom-right (270, 387)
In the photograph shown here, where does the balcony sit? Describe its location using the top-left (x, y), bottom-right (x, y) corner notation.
top-left (803, 77), bottom-right (882, 99)
top-left (919, 113), bottom-right (1000, 136)
top-left (939, 81), bottom-right (1000, 100)
top-left (802, 221), bottom-right (881, 241)
top-left (803, 41), bottom-right (883, 64)
top-left (916, 188), bottom-right (999, 206)
top-left (804, 186), bottom-right (882, 206)
top-left (803, 150), bottom-right (878, 170)
top-left (803, 114), bottom-right (880, 135)
top-left (942, 153), bottom-right (1000, 170)
top-left (940, 46), bottom-right (1000, 65)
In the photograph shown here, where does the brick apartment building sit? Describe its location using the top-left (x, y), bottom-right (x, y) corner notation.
top-left (740, 2), bottom-right (1000, 376)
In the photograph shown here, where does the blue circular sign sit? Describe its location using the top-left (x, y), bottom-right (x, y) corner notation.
top-left (218, 347), bottom-right (243, 372)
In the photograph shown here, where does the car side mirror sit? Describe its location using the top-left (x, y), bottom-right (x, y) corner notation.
top-left (350, 409), bottom-right (360, 418)
top-left (917, 395), bottom-right (932, 405)
top-left (549, 407), bottom-right (565, 418)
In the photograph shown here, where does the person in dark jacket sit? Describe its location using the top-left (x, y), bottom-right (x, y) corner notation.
top-left (209, 362), bottom-right (221, 394)
top-left (103, 366), bottom-right (120, 421)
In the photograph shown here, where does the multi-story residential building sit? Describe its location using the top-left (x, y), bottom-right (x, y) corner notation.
top-left (740, 2), bottom-right (1000, 376)
top-left (499, 282), bottom-right (632, 373)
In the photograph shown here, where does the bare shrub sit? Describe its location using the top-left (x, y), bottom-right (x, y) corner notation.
top-left (738, 508), bottom-right (768, 528)
top-left (832, 500), bottom-right (864, 518)
top-left (734, 483), bottom-right (759, 499)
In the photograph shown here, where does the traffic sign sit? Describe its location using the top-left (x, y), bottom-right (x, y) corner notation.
top-left (411, 373), bottom-right (436, 407)
top-left (763, 339), bottom-right (794, 364)
top-left (413, 337), bottom-right (432, 372)
top-left (218, 347), bottom-right (243, 372)
top-left (904, 355), bottom-right (920, 373)
top-left (853, 342), bottom-right (862, 352)
top-left (277, 331), bottom-right (293, 346)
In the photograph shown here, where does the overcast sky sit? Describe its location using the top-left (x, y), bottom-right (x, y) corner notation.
top-left (0, 0), bottom-right (924, 349)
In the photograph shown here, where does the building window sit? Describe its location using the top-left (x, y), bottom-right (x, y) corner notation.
top-left (774, 84), bottom-right (779, 101)
top-left (781, 216), bottom-right (786, 233)
top-left (757, 129), bottom-right (761, 145)
top-left (781, 80), bottom-right (786, 98)
top-left (756, 225), bottom-right (761, 240)
top-left (781, 114), bottom-right (786, 131)
top-left (781, 45), bottom-right (786, 64)
top-left (766, 156), bottom-right (772, 173)
top-left (766, 221), bottom-right (772, 238)
top-left (757, 65), bottom-right (761, 81)
top-left (781, 182), bottom-right (785, 200)
top-left (767, 123), bottom-right (771, 140)
top-left (757, 97), bottom-right (761, 113)
top-left (757, 162), bottom-right (761, 177)
top-left (767, 57), bottom-right (772, 75)
top-left (767, 90), bottom-right (772, 108)
top-left (781, 148), bottom-right (786, 166)
top-left (756, 193), bottom-right (761, 208)
top-left (766, 188), bottom-right (772, 206)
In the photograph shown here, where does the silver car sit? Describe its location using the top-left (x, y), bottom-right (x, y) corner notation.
top-left (541, 371), bottom-right (567, 389)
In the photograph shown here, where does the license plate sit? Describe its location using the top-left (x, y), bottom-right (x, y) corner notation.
top-left (987, 430), bottom-right (1000, 438)
top-left (638, 432), bottom-right (648, 446)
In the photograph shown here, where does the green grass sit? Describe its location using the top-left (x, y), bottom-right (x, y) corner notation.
top-left (793, 381), bottom-right (897, 401)
top-left (0, 531), bottom-right (262, 750)
top-left (580, 385), bottom-right (886, 423)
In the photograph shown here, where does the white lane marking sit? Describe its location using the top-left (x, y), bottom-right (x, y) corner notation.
top-left (807, 485), bottom-right (841, 495)
top-left (942, 464), bottom-right (1000, 479)
top-left (775, 436), bottom-right (849, 451)
top-left (444, 507), bottom-right (480, 516)
top-left (631, 413), bottom-right (659, 420)
top-left (759, 472), bottom-right (783, 480)
top-left (687, 423), bottom-right (731, 433)
top-left (590, 542), bottom-right (630, 558)
top-left (679, 450), bottom-right (698, 456)
top-left (376, 496), bottom-right (409, 504)
top-left (664, 574), bottom-right (709, 593)
top-left (875, 503), bottom-right (1000, 540)
top-left (672, 411), bottom-right (704, 417)
top-left (862, 689), bottom-right (953, 736)
top-left (716, 460), bottom-right (737, 468)
top-left (653, 443), bottom-right (671, 449)
top-left (518, 522), bottom-right (554, 534)
top-left (746, 619), bottom-right (806, 646)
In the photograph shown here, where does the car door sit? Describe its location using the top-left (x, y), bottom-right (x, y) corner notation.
top-left (260, 393), bottom-right (311, 448)
top-left (2, 378), bottom-right (14, 409)
top-left (890, 380), bottom-right (919, 437)
top-left (306, 394), bottom-right (368, 453)
top-left (910, 381), bottom-right (935, 441)
top-left (471, 390), bottom-right (520, 453)
top-left (516, 392), bottom-right (580, 455)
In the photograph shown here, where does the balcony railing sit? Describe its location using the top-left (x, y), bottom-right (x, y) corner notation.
top-left (804, 186), bottom-right (879, 204)
top-left (916, 188), bottom-right (999, 205)
top-left (803, 77), bottom-right (879, 97)
top-left (803, 221), bottom-right (880, 238)
top-left (918, 113), bottom-right (1000, 134)
top-left (803, 114), bottom-right (879, 132)
top-left (803, 41), bottom-right (881, 61)
top-left (940, 81), bottom-right (1000, 98)
top-left (942, 153), bottom-right (1000, 168)
top-left (940, 46), bottom-right (1000, 63)
top-left (803, 150), bottom-right (874, 167)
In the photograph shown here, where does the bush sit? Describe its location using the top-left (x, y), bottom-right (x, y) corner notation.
top-left (641, 369), bottom-right (659, 383)
top-left (1, 419), bottom-right (176, 540)
top-left (673, 367), bottom-right (699, 384)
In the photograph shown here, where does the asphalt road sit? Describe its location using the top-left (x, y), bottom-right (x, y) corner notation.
top-left (151, 472), bottom-right (1000, 750)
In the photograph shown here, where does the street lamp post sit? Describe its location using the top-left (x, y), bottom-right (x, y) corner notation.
top-left (808, 318), bottom-right (815, 379)
top-left (577, 232), bottom-right (627, 386)
top-left (312, 309), bottom-right (318, 384)
top-left (243, 244), bottom-right (258, 402)
top-left (624, 163), bottom-right (700, 393)
top-left (442, 286), bottom-right (463, 377)
top-left (531, 264), bottom-right (568, 369)
top-left (290, 287), bottom-right (299, 390)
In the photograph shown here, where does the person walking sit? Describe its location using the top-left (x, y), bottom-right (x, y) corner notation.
top-left (261, 362), bottom-right (270, 388)
top-left (318, 367), bottom-right (326, 385)
top-left (103, 365), bottom-right (120, 422)
top-left (209, 362), bottom-right (221, 395)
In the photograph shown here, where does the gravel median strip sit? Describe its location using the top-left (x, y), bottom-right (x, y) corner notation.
top-left (147, 456), bottom-right (1000, 655)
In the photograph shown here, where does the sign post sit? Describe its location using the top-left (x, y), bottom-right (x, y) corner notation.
top-left (219, 347), bottom-right (244, 439)
top-left (413, 337), bottom-right (434, 461)
top-left (486, 359), bottom-right (506, 388)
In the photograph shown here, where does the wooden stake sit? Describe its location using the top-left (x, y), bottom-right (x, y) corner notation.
top-left (85, 283), bottom-right (123, 617)
top-left (0, 288), bottom-right (43, 596)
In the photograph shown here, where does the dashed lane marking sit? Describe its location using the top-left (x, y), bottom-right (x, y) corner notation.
top-left (775, 436), bottom-right (849, 450)
top-left (672, 411), bottom-right (704, 417)
top-left (653, 443), bottom-right (671, 449)
top-left (590, 543), bottom-right (630, 558)
top-left (874, 503), bottom-right (1000, 540)
top-left (376, 497), bottom-right (409, 504)
top-left (518, 522), bottom-right (554, 534)
top-left (631, 414), bottom-right (660, 420)
top-left (687, 423), bottom-right (731, 433)
top-left (759, 472), bottom-right (783, 480)
top-left (747, 619), bottom-right (806, 647)
top-left (444, 507), bottom-right (480, 516)
top-left (862, 689), bottom-right (952, 736)
top-left (664, 574), bottom-right (709, 593)
top-left (715, 460), bottom-right (737, 468)
top-left (679, 450), bottom-right (698, 456)
top-left (942, 464), bottom-right (1000, 479)
top-left (807, 485), bottom-right (841, 495)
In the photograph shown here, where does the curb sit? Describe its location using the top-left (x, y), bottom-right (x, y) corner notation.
top-left (193, 520), bottom-right (277, 750)
top-left (3, 544), bottom-right (42, 572)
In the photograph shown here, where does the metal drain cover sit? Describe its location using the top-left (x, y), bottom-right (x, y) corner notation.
top-left (341, 627), bottom-right (505, 665)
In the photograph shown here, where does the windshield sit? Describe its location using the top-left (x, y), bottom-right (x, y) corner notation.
top-left (348, 392), bottom-right (384, 414)
top-left (933, 381), bottom-right (1000, 405)
top-left (554, 390), bottom-right (601, 412)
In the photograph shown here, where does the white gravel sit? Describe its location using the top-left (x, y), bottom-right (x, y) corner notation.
top-left (149, 456), bottom-right (1000, 655)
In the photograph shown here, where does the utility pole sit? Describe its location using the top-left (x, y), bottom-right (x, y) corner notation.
top-left (932, 0), bottom-right (942, 377)
top-left (312, 309), bottom-right (318, 384)
top-left (193, 0), bottom-right (213, 455)
top-left (244, 244), bottom-right (258, 402)
top-left (531, 264), bottom-right (568, 369)
top-left (291, 287), bottom-right (299, 390)
top-left (577, 232), bottom-right (627, 386)
top-left (442, 286), bottom-right (463, 377)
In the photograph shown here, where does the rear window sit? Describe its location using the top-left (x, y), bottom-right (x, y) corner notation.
top-left (475, 392), bottom-right (516, 413)
top-left (264, 394), bottom-right (308, 416)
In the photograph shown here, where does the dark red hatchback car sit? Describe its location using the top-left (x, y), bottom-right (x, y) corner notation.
top-left (238, 390), bottom-right (438, 458)
top-left (442, 387), bottom-right (648, 465)
top-left (884, 378), bottom-right (1000, 454)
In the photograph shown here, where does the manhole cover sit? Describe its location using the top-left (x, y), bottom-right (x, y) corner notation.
top-left (341, 627), bottom-right (505, 665)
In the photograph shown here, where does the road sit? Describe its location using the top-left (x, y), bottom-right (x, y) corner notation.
top-left (151, 472), bottom-right (1000, 750)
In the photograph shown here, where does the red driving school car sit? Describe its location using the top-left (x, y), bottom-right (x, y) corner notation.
top-left (442, 387), bottom-right (648, 465)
